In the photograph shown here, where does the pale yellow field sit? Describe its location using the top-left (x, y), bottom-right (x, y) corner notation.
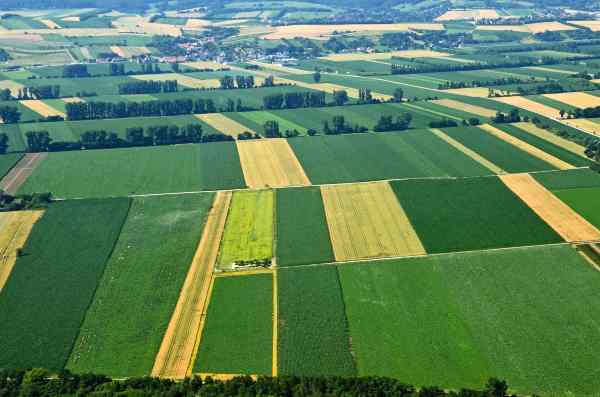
top-left (568, 20), bottom-right (600, 31)
top-left (133, 73), bottom-right (219, 88)
top-left (236, 138), bottom-right (310, 188)
top-left (320, 50), bottom-right (450, 61)
top-left (564, 118), bottom-right (600, 136)
top-left (430, 129), bottom-right (504, 174)
top-left (195, 113), bottom-right (253, 137)
top-left (39, 19), bottom-right (61, 29)
top-left (494, 96), bottom-right (562, 118)
top-left (431, 98), bottom-right (497, 117)
top-left (261, 23), bottom-right (444, 39)
top-left (544, 92), bottom-right (600, 109)
top-left (110, 46), bottom-right (151, 58)
top-left (184, 19), bottom-right (211, 29)
top-left (436, 9), bottom-right (500, 21)
top-left (152, 192), bottom-right (232, 379)
top-left (500, 174), bottom-right (600, 242)
top-left (249, 61), bottom-right (311, 75)
top-left (476, 22), bottom-right (576, 33)
top-left (20, 100), bottom-right (65, 118)
top-left (479, 124), bottom-right (575, 169)
top-left (0, 80), bottom-right (24, 97)
top-left (63, 97), bottom-right (84, 104)
top-left (444, 87), bottom-right (497, 98)
top-left (79, 47), bottom-right (92, 59)
top-left (61, 16), bottom-right (80, 22)
top-left (0, 210), bottom-right (44, 292)
top-left (512, 122), bottom-right (588, 158)
top-left (184, 61), bottom-right (227, 70)
top-left (114, 16), bottom-right (182, 36)
top-left (321, 182), bottom-right (426, 261)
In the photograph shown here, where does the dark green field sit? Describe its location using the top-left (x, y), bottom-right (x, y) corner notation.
top-left (276, 187), bottom-right (334, 267)
top-left (0, 153), bottom-right (22, 179)
top-left (0, 198), bottom-right (130, 370)
top-left (554, 187), bottom-right (600, 229)
top-left (533, 168), bottom-right (600, 190)
top-left (390, 177), bottom-right (563, 253)
top-left (278, 266), bottom-right (356, 376)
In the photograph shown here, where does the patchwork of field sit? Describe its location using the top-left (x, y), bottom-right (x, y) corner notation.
top-left (543, 92), bottom-right (600, 109)
top-left (321, 182), bottom-right (425, 261)
top-left (261, 23), bottom-right (444, 39)
top-left (430, 98), bottom-right (498, 117)
top-left (319, 50), bottom-right (450, 61)
top-left (436, 9), bottom-right (500, 21)
top-left (494, 95), bottom-right (562, 118)
top-left (196, 113), bottom-right (254, 137)
top-left (0, 153), bottom-right (47, 194)
top-left (20, 99), bottom-right (65, 118)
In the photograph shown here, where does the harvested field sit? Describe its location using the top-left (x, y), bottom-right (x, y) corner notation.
top-left (0, 153), bottom-right (47, 195)
top-left (430, 129), bottom-right (504, 174)
top-left (110, 46), bottom-right (151, 58)
top-left (478, 124), bottom-right (574, 170)
top-left (261, 23), bottom-right (444, 39)
top-left (0, 80), bottom-right (25, 96)
top-left (476, 22), bottom-right (576, 33)
top-left (320, 50), bottom-right (450, 61)
top-left (568, 20), bottom-right (600, 31)
top-left (0, 210), bottom-right (43, 292)
top-left (321, 182), bottom-right (426, 261)
top-left (20, 99), bottom-right (65, 118)
top-left (494, 95), bottom-right (562, 118)
top-left (195, 113), bottom-right (254, 137)
top-left (132, 73), bottom-right (217, 88)
top-left (512, 122), bottom-right (588, 159)
top-left (39, 19), bottom-right (61, 29)
top-left (444, 87), bottom-right (497, 97)
top-left (500, 173), bottom-right (600, 242)
top-left (185, 19), bottom-right (210, 29)
top-left (543, 92), bottom-right (600, 109)
top-left (564, 118), bottom-right (600, 136)
top-left (436, 9), bottom-right (499, 21)
top-left (151, 192), bottom-right (231, 379)
top-left (236, 138), bottom-right (310, 188)
top-left (431, 98), bottom-right (497, 117)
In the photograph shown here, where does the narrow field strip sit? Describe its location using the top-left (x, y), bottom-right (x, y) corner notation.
top-left (564, 118), bottom-right (600, 136)
top-left (39, 19), bottom-right (61, 29)
top-left (195, 113), bottom-right (253, 137)
top-left (494, 96), bottom-right (562, 118)
top-left (133, 73), bottom-right (217, 89)
top-left (236, 138), bottom-right (311, 188)
top-left (512, 122), bottom-right (589, 159)
top-left (576, 244), bottom-right (600, 272)
top-left (526, 66), bottom-right (575, 75)
top-left (544, 92), bottom-right (600, 109)
top-left (152, 192), bottom-right (232, 379)
top-left (479, 124), bottom-right (575, 170)
top-left (431, 98), bottom-right (498, 118)
top-left (20, 99), bottom-right (65, 118)
top-left (430, 129), bottom-right (505, 174)
top-left (402, 102), bottom-right (462, 121)
top-left (249, 61), bottom-right (311, 75)
top-left (0, 153), bottom-right (47, 195)
top-left (272, 269), bottom-right (278, 377)
top-left (0, 80), bottom-right (25, 96)
top-left (321, 182), bottom-right (426, 261)
top-left (0, 210), bottom-right (44, 291)
top-left (500, 173), bottom-right (600, 242)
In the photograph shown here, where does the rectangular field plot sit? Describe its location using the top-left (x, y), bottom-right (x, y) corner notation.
top-left (390, 177), bottom-right (563, 253)
top-left (218, 190), bottom-right (274, 268)
top-left (289, 131), bottom-right (490, 185)
top-left (237, 138), bottom-right (310, 188)
top-left (67, 194), bottom-right (214, 377)
top-left (194, 273), bottom-right (273, 375)
top-left (321, 182), bottom-right (425, 261)
top-left (278, 266), bottom-right (355, 376)
top-left (337, 244), bottom-right (600, 396)
top-left (554, 187), bottom-right (600, 230)
top-left (533, 168), bottom-right (600, 190)
top-left (276, 187), bottom-right (334, 267)
top-left (19, 143), bottom-right (246, 198)
top-left (0, 198), bottom-right (130, 370)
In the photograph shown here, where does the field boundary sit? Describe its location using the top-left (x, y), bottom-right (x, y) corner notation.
top-left (272, 269), bottom-right (278, 377)
top-left (0, 153), bottom-right (47, 194)
top-left (512, 122), bottom-right (589, 160)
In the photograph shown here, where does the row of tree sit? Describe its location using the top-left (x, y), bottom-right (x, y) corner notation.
top-left (263, 91), bottom-right (327, 109)
top-left (0, 106), bottom-right (20, 124)
top-left (0, 191), bottom-right (51, 212)
top-left (118, 80), bottom-right (179, 95)
top-left (219, 75), bottom-right (255, 89)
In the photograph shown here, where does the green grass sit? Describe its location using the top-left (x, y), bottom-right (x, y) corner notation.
top-left (276, 187), bottom-right (334, 267)
top-left (533, 168), bottom-right (600, 190)
top-left (278, 266), bottom-right (356, 376)
top-left (442, 126), bottom-right (557, 173)
top-left (19, 143), bottom-right (246, 199)
top-left (194, 274), bottom-right (273, 375)
top-left (219, 190), bottom-right (274, 267)
top-left (14, 75), bottom-right (136, 97)
top-left (288, 130), bottom-right (490, 185)
top-left (0, 153), bottom-right (22, 179)
top-left (554, 187), bottom-right (600, 229)
top-left (338, 245), bottom-right (600, 396)
top-left (390, 177), bottom-right (563, 253)
top-left (0, 198), bottom-right (130, 370)
top-left (67, 193), bottom-right (214, 377)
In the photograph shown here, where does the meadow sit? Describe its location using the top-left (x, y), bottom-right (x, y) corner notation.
top-left (390, 177), bottom-right (563, 253)
top-left (67, 194), bottom-right (214, 377)
top-left (0, 198), bottom-right (130, 370)
top-left (275, 187), bottom-right (334, 267)
top-left (338, 245), bottom-right (600, 396)
top-left (194, 273), bottom-right (273, 375)
top-left (0, 153), bottom-right (23, 179)
top-left (19, 143), bottom-right (246, 198)
top-left (278, 266), bottom-right (356, 376)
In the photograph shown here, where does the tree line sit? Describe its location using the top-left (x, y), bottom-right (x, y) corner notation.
top-left (0, 192), bottom-right (51, 212)
top-left (118, 80), bottom-right (179, 95)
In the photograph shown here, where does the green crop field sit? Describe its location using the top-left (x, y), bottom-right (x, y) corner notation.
top-left (289, 130), bottom-right (490, 185)
top-left (219, 189), bottom-right (274, 267)
top-left (533, 168), bottom-right (600, 190)
top-left (67, 194), bottom-right (214, 377)
top-left (390, 177), bottom-right (563, 253)
top-left (13, 75), bottom-right (136, 97)
top-left (278, 266), bottom-right (356, 376)
top-left (276, 187), bottom-right (334, 266)
top-left (19, 143), bottom-right (246, 198)
top-left (194, 273), bottom-right (273, 375)
top-left (554, 187), bottom-right (600, 229)
top-left (0, 198), bottom-right (130, 370)
top-left (441, 126), bottom-right (557, 173)
top-left (338, 244), bottom-right (600, 396)
top-left (0, 153), bottom-right (23, 179)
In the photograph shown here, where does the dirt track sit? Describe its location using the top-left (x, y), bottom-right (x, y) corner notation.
top-left (0, 153), bottom-right (47, 194)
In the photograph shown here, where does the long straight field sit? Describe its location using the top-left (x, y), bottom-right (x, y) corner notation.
top-left (338, 245), bottom-right (600, 396)
top-left (194, 273), bottom-right (273, 375)
top-left (19, 143), bottom-right (246, 198)
top-left (0, 199), bottom-right (130, 370)
top-left (554, 187), bottom-right (600, 229)
top-left (67, 194), bottom-right (214, 377)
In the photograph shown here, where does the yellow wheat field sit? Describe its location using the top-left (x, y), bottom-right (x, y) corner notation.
top-left (236, 138), bottom-right (310, 188)
top-left (320, 50), bottom-right (450, 61)
top-left (435, 9), bottom-right (500, 21)
top-left (568, 20), bottom-right (600, 31)
top-left (431, 98), bottom-right (497, 117)
top-left (544, 92), bottom-right (600, 109)
top-left (0, 210), bottom-right (44, 291)
top-left (195, 113), bottom-right (253, 137)
top-left (564, 118), bottom-right (600, 136)
top-left (512, 122), bottom-right (588, 158)
top-left (20, 100), bottom-right (65, 118)
top-left (479, 124), bottom-right (575, 169)
top-left (261, 23), bottom-right (444, 39)
top-left (321, 182), bottom-right (426, 261)
top-left (494, 96), bottom-right (562, 118)
top-left (444, 87), bottom-right (499, 98)
top-left (500, 174), bottom-right (600, 242)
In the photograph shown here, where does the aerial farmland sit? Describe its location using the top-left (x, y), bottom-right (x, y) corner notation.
top-left (0, 0), bottom-right (600, 396)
